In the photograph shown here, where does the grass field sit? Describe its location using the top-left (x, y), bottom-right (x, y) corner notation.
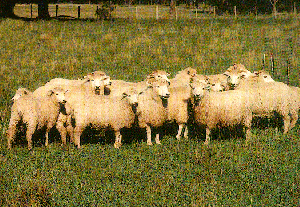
top-left (0, 11), bottom-right (299, 206)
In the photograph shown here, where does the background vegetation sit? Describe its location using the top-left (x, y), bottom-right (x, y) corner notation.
top-left (0, 10), bottom-right (299, 206)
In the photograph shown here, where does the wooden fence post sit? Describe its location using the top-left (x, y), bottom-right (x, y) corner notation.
top-left (196, 8), bottom-right (198, 18)
top-left (270, 53), bottom-right (275, 76)
top-left (234, 6), bottom-right (237, 18)
top-left (294, 2), bottom-right (297, 15)
top-left (175, 6), bottom-right (178, 20)
top-left (262, 54), bottom-right (266, 70)
top-left (56, 5), bottom-right (58, 17)
top-left (213, 6), bottom-right (216, 17)
top-left (78, 6), bottom-right (81, 19)
top-left (156, 5), bottom-right (159, 20)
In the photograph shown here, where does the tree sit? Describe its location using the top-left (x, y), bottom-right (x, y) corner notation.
top-left (0, 0), bottom-right (17, 18)
top-left (269, 0), bottom-right (279, 18)
top-left (37, 0), bottom-right (50, 19)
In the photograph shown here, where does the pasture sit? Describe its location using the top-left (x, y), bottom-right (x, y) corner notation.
top-left (0, 8), bottom-right (299, 206)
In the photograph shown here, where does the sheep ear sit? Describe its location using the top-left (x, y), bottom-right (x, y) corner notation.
top-left (240, 74), bottom-right (246, 79)
top-left (47, 90), bottom-right (54, 96)
top-left (223, 72), bottom-right (229, 77)
top-left (139, 91), bottom-right (144, 95)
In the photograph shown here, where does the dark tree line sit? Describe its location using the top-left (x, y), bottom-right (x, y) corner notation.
top-left (0, 0), bottom-right (299, 19)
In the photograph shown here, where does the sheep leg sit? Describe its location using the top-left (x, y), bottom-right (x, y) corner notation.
top-left (204, 127), bottom-right (211, 145)
top-left (146, 125), bottom-right (152, 146)
top-left (176, 124), bottom-right (183, 140)
top-left (283, 115), bottom-right (291, 134)
top-left (66, 116), bottom-right (74, 143)
top-left (56, 113), bottom-right (67, 146)
top-left (67, 125), bottom-right (74, 143)
top-left (289, 113), bottom-right (298, 131)
top-left (114, 131), bottom-right (122, 149)
top-left (183, 124), bottom-right (188, 139)
top-left (74, 126), bottom-right (84, 149)
top-left (26, 125), bottom-right (35, 151)
top-left (155, 133), bottom-right (161, 145)
top-left (7, 123), bottom-right (17, 149)
top-left (56, 121), bottom-right (67, 146)
top-left (7, 113), bottom-right (20, 149)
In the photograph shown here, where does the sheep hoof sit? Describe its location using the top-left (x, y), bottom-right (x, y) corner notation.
top-left (114, 142), bottom-right (121, 149)
top-left (147, 142), bottom-right (153, 146)
top-left (203, 141), bottom-right (210, 145)
top-left (156, 141), bottom-right (161, 145)
top-left (176, 135), bottom-right (181, 140)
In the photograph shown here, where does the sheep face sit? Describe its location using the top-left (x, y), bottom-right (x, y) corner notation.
top-left (190, 81), bottom-right (209, 100)
top-left (85, 71), bottom-right (111, 93)
top-left (254, 70), bottom-right (275, 83)
top-left (224, 72), bottom-right (244, 90)
top-left (122, 91), bottom-right (139, 106)
top-left (148, 70), bottom-right (170, 84)
top-left (11, 88), bottom-right (31, 102)
top-left (206, 76), bottom-right (225, 92)
top-left (47, 87), bottom-right (67, 104)
top-left (148, 79), bottom-right (170, 99)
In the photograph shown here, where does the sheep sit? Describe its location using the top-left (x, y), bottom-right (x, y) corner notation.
top-left (170, 67), bottom-right (197, 87)
top-left (205, 63), bottom-right (252, 91)
top-left (33, 70), bottom-right (111, 97)
top-left (235, 70), bottom-right (275, 90)
top-left (7, 87), bottom-right (68, 150)
top-left (107, 70), bottom-right (170, 97)
top-left (11, 88), bottom-right (32, 102)
top-left (167, 74), bottom-right (208, 140)
top-left (136, 78), bottom-right (170, 145)
top-left (191, 80), bottom-right (253, 145)
top-left (71, 88), bottom-right (139, 149)
top-left (236, 81), bottom-right (297, 133)
top-left (205, 74), bottom-right (228, 92)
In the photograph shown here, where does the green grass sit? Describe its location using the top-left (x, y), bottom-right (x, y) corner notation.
top-left (0, 15), bottom-right (299, 206)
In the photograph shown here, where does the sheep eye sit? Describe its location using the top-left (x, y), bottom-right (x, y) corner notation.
top-left (212, 84), bottom-right (215, 86)
top-left (264, 76), bottom-right (267, 78)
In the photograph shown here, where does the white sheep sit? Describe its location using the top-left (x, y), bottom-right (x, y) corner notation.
top-left (235, 70), bottom-right (275, 89)
top-left (11, 88), bottom-right (32, 102)
top-left (170, 67), bottom-right (197, 87)
top-left (167, 74), bottom-right (208, 140)
top-left (206, 63), bottom-right (252, 91)
top-left (136, 78), bottom-right (170, 145)
top-left (71, 88), bottom-right (139, 149)
top-left (7, 87), bottom-right (67, 150)
top-left (236, 81), bottom-right (297, 133)
top-left (33, 70), bottom-right (111, 97)
top-left (107, 70), bottom-right (170, 97)
top-left (191, 80), bottom-right (253, 145)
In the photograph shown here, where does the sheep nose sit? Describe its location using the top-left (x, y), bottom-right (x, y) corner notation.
top-left (133, 102), bottom-right (138, 107)
top-left (164, 93), bottom-right (170, 98)
top-left (62, 100), bottom-right (66, 104)
top-left (95, 86), bottom-right (100, 89)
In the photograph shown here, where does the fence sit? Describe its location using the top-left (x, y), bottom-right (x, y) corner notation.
top-left (14, 3), bottom-right (299, 20)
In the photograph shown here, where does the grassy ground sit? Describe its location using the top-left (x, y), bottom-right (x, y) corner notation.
top-left (0, 14), bottom-right (299, 206)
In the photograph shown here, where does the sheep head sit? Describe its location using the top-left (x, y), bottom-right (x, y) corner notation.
top-left (84, 71), bottom-right (111, 94)
top-left (11, 88), bottom-right (32, 102)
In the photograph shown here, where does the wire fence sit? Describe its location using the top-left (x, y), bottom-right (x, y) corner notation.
top-left (14, 3), bottom-right (300, 20)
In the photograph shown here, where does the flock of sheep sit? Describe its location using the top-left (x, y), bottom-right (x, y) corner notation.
top-left (7, 64), bottom-right (300, 150)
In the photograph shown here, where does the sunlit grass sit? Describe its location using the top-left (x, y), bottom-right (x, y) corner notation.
top-left (0, 15), bottom-right (299, 206)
